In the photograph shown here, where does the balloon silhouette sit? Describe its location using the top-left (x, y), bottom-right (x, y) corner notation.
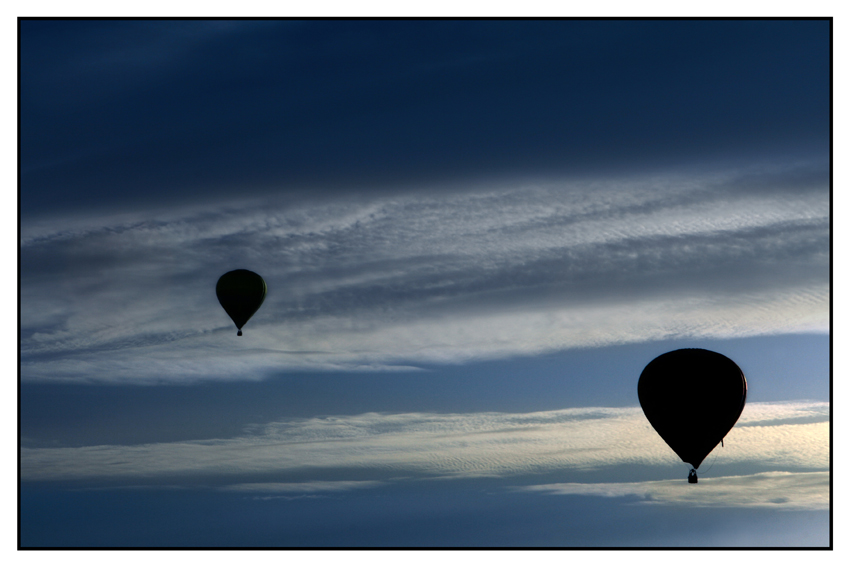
top-left (216, 269), bottom-right (267, 336)
top-left (638, 348), bottom-right (747, 482)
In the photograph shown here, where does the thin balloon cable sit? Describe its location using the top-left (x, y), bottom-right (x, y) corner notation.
top-left (698, 448), bottom-right (721, 476)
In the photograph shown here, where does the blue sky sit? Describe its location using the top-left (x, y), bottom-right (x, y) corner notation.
top-left (18, 18), bottom-right (830, 548)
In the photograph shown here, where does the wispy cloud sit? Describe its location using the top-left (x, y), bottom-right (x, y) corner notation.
top-left (216, 480), bottom-right (387, 500)
top-left (520, 471), bottom-right (828, 511)
top-left (21, 402), bottom-right (829, 490)
top-left (21, 162), bottom-right (828, 384)
top-left (222, 480), bottom-right (384, 494)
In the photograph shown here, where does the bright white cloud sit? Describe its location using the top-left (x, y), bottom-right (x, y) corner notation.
top-left (521, 471), bottom-right (828, 511)
top-left (21, 163), bottom-right (828, 383)
top-left (20, 402), bottom-right (829, 489)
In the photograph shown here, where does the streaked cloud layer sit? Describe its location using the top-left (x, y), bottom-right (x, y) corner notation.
top-left (521, 471), bottom-right (828, 511)
top-left (21, 401), bottom-right (829, 505)
top-left (21, 163), bottom-right (828, 384)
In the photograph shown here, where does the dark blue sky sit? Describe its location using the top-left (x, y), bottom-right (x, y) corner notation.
top-left (21, 19), bottom-right (828, 215)
top-left (19, 18), bottom-right (830, 549)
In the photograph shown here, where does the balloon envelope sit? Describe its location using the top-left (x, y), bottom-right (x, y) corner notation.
top-left (216, 269), bottom-right (267, 335)
top-left (638, 348), bottom-right (747, 469)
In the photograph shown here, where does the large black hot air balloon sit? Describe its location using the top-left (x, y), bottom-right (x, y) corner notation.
top-left (638, 348), bottom-right (747, 482)
top-left (216, 269), bottom-right (266, 336)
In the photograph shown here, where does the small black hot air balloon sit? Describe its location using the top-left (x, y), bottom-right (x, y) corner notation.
top-left (638, 348), bottom-right (747, 483)
top-left (216, 269), bottom-right (266, 336)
